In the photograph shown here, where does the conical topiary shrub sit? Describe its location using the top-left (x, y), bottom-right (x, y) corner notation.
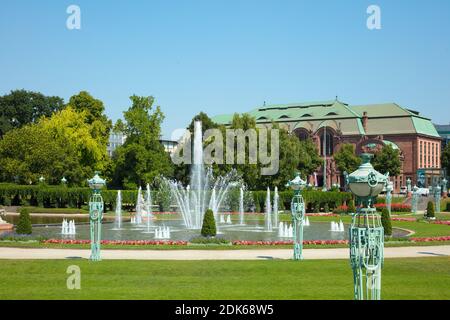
top-left (381, 208), bottom-right (392, 236)
top-left (16, 208), bottom-right (32, 235)
top-left (201, 209), bottom-right (217, 237)
top-left (426, 201), bottom-right (435, 218)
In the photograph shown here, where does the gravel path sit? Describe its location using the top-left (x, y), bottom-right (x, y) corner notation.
top-left (0, 246), bottom-right (449, 260)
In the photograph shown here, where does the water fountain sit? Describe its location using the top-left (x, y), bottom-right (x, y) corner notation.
top-left (134, 186), bottom-right (144, 224)
top-left (330, 221), bottom-right (345, 232)
top-left (273, 186), bottom-right (279, 227)
top-left (278, 222), bottom-right (293, 238)
top-left (154, 226), bottom-right (171, 239)
top-left (61, 219), bottom-right (76, 235)
top-left (145, 183), bottom-right (154, 233)
top-left (265, 187), bottom-right (272, 231)
top-left (239, 186), bottom-right (245, 225)
top-left (304, 216), bottom-right (310, 227)
top-left (165, 121), bottom-right (238, 229)
top-left (114, 190), bottom-right (122, 230)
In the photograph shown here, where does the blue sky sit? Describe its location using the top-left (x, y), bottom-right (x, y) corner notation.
top-left (1, 0), bottom-right (449, 139)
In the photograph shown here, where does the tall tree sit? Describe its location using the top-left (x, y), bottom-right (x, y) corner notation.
top-left (112, 95), bottom-right (173, 189)
top-left (66, 91), bottom-right (112, 147)
top-left (0, 89), bottom-right (64, 137)
top-left (372, 144), bottom-right (402, 176)
top-left (442, 143), bottom-right (450, 176)
top-left (334, 143), bottom-right (362, 174)
top-left (0, 120), bottom-right (88, 185)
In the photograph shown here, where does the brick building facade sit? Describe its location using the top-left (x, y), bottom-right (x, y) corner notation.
top-left (213, 100), bottom-right (442, 192)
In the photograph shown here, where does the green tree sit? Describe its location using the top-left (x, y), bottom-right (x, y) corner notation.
top-left (112, 95), bottom-right (173, 188)
top-left (16, 208), bottom-right (32, 234)
top-left (66, 91), bottom-right (112, 148)
top-left (0, 107), bottom-right (107, 185)
top-left (442, 144), bottom-right (450, 176)
top-left (381, 207), bottom-right (392, 236)
top-left (372, 145), bottom-right (402, 176)
top-left (112, 119), bottom-right (126, 133)
top-left (0, 89), bottom-right (64, 137)
top-left (201, 209), bottom-right (217, 237)
top-left (334, 144), bottom-right (361, 174)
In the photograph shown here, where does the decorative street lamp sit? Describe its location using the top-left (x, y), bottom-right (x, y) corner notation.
top-left (386, 181), bottom-right (393, 216)
top-left (61, 177), bottom-right (67, 185)
top-left (406, 178), bottom-right (412, 197)
top-left (411, 186), bottom-right (419, 214)
top-left (442, 178), bottom-right (448, 198)
top-left (286, 173), bottom-right (307, 260)
top-left (434, 186), bottom-right (441, 215)
top-left (344, 153), bottom-right (389, 300)
top-left (87, 172), bottom-right (106, 261)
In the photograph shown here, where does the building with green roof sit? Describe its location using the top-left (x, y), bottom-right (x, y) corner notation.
top-left (212, 99), bottom-right (443, 191)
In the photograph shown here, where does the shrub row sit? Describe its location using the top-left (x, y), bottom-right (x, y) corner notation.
top-left (0, 184), bottom-right (353, 214)
top-left (252, 190), bottom-right (353, 213)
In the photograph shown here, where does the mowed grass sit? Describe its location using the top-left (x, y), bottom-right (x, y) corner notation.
top-left (0, 257), bottom-right (449, 300)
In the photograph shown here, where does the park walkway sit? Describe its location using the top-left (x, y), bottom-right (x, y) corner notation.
top-left (0, 245), bottom-right (449, 260)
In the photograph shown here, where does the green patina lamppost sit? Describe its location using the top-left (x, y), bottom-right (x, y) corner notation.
top-left (286, 173), bottom-right (307, 260)
top-left (88, 172), bottom-right (106, 261)
top-left (411, 185), bottom-right (419, 214)
top-left (434, 186), bottom-right (441, 215)
top-left (344, 153), bottom-right (389, 300)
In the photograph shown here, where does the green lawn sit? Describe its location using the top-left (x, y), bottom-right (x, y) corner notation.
top-left (0, 257), bottom-right (449, 300)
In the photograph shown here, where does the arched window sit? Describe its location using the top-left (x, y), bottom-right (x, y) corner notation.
top-left (293, 128), bottom-right (310, 141)
top-left (320, 129), bottom-right (334, 156)
top-left (257, 116), bottom-right (268, 121)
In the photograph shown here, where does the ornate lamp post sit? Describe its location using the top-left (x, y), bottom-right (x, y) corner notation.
top-left (406, 178), bottom-right (412, 195)
top-left (442, 178), bottom-right (448, 198)
top-left (411, 186), bottom-right (419, 214)
top-left (434, 186), bottom-right (441, 215)
top-left (386, 181), bottom-right (393, 215)
top-left (87, 172), bottom-right (106, 261)
top-left (286, 173), bottom-right (307, 260)
top-left (344, 153), bottom-right (389, 300)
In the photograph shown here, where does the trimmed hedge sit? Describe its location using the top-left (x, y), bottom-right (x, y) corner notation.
top-left (252, 190), bottom-right (353, 213)
top-left (0, 184), bottom-right (353, 214)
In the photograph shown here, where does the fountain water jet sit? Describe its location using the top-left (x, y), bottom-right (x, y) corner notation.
top-left (239, 186), bottom-right (245, 225)
top-left (145, 183), bottom-right (154, 233)
top-left (165, 121), bottom-right (239, 229)
top-left (273, 186), bottom-right (279, 227)
top-left (114, 190), bottom-right (122, 230)
top-left (265, 187), bottom-right (272, 231)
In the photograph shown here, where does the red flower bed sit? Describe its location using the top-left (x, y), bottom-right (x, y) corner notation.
top-left (333, 205), bottom-right (349, 214)
top-left (374, 203), bottom-right (411, 212)
top-left (43, 239), bottom-right (188, 246)
top-left (432, 221), bottom-right (450, 226)
top-left (232, 240), bottom-right (348, 246)
top-left (391, 217), bottom-right (416, 222)
top-left (305, 213), bottom-right (339, 217)
top-left (410, 236), bottom-right (450, 242)
top-left (221, 212), bottom-right (264, 215)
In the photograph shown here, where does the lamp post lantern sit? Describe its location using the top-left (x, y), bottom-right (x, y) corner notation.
top-left (411, 186), bottom-right (419, 214)
top-left (61, 177), bottom-right (67, 185)
top-left (344, 153), bottom-right (389, 300)
top-left (434, 186), bottom-right (441, 215)
top-left (386, 181), bottom-right (393, 216)
top-left (442, 178), bottom-right (448, 198)
top-left (286, 173), bottom-right (307, 260)
top-left (87, 172), bottom-right (106, 261)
